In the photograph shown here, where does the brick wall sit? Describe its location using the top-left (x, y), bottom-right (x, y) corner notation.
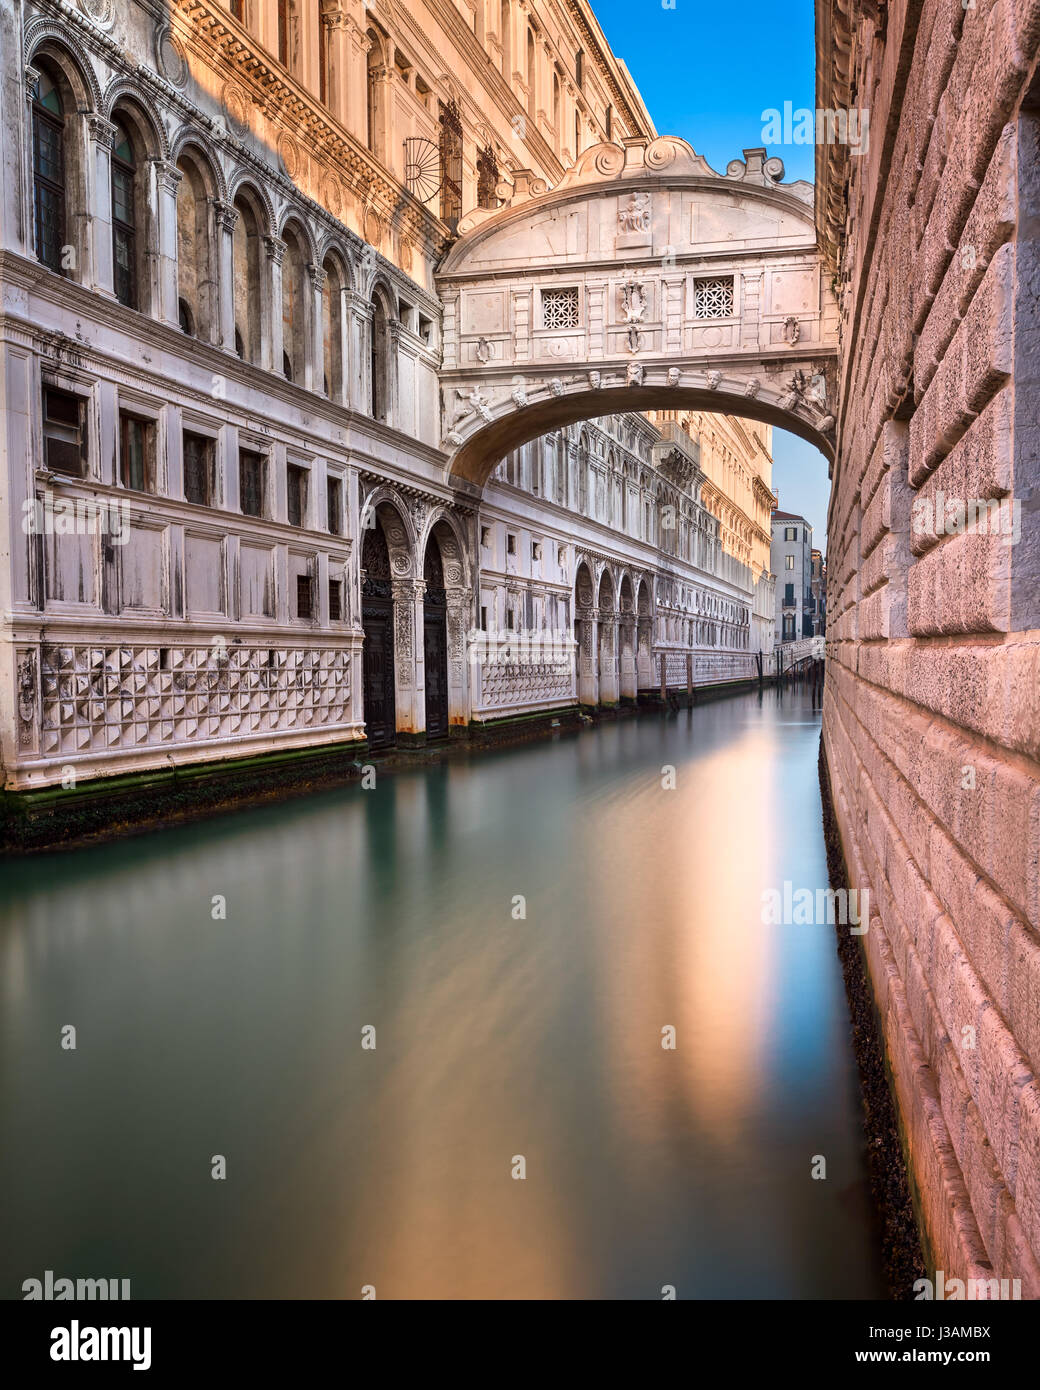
top-left (820, 0), bottom-right (1040, 1292)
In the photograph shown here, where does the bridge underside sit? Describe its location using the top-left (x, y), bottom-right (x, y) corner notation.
top-left (448, 379), bottom-right (835, 490)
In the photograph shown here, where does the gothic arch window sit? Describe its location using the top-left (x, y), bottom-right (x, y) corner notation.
top-left (281, 223), bottom-right (308, 383)
top-left (31, 65), bottom-right (69, 274)
top-left (322, 251), bottom-right (347, 400)
top-left (232, 187), bottom-right (264, 364)
top-left (370, 290), bottom-right (392, 422)
top-left (110, 113), bottom-right (147, 311)
top-left (175, 150), bottom-right (218, 342)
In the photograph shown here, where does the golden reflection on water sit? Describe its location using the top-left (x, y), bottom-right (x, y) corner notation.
top-left (0, 696), bottom-right (882, 1299)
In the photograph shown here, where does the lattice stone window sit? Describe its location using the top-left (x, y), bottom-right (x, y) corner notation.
top-left (541, 287), bottom-right (579, 329)
top-left (693, 276), bottom-right (734, 319)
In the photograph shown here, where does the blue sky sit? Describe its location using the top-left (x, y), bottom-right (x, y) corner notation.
top-left (592, 0), bottom-right (832, 546)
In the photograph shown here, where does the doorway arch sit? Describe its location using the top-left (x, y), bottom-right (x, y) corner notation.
top-left (422, 532), bottom-right (449, 741)
top-left (360, 516), bottom-right (396, 749)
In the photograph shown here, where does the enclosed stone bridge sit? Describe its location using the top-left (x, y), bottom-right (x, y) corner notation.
top-left (435, 137), bottom-right (839, 491)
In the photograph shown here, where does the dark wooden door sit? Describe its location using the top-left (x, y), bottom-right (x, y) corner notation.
top-left (423, 608), bottom-right (449, 741)
top-left (362, 602), bottom-right (396, 749)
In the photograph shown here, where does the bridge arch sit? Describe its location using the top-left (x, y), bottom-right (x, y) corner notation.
top-left (435, 137), bottom-right (839, 493)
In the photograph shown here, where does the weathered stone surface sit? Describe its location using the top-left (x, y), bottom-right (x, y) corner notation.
top-left (820, 0), bottom-right (1040, 1294)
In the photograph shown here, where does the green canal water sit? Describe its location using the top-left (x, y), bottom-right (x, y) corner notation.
top-left (0, 689), bottom-right (886, 1298)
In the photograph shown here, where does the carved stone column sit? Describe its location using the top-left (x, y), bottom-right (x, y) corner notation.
top-left (20, 68), bottom-right (41, 261)
top-left (88, 115), bottom-right (117, 297)
top-left (14, 646), bottom-right (41, 757)
top-left (215, 200), bottom-right (239, 353)
top-left (445, 584), bottom-right (471, 729)
top-left (386, 319), bottom-right (403, 427)
top-left (368, 64), bottom-right (395, 167)
top-left (636, 616), bottom-right (653, 691)
top-left (619, 615), bottom-right (637, 702)
top-left (152, 159), bottom-right (183, 327)
top-left (598, 611), bottom-right (619, 705)
top-left (263, 235), bottom-right (287, 375)
top-left (347, 291), bottom-right (372, 411)
top-left (391, 577), bottom-right (424, 740)
top-left (308, 261), bottom-right (327, 394)
top-left (322, 8), bottom-right (352, 129)
top-left (575, 609), bottom-right (598, 706)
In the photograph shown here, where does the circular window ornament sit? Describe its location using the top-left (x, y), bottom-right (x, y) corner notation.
top-left (277, 132), bottom-right (300, 180)
top-left (364, 207), bottom-right (382, 248)
top-left (221, 82), bottom-right (248, 137)
top-left (78, 0), bottom-right (114, 27)
top-left (156, 26), bottom-right (188, 88)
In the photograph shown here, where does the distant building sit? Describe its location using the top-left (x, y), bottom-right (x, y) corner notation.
top-left (770, 510), bottom-right (814, 641)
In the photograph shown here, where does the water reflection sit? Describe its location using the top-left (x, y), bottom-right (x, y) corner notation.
top-left (0, 690), bottom-right (884, 1299)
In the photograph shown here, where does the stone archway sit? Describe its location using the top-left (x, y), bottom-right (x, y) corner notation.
top-left (360, 514), bottom-right (397, 749)
top-left (435, 136), bottom-right (837, 493)
top-left (574, 559), bottom-right (597, 707)
top-left (421, 531), bottom-right (449, 741)
top-left (359, 493), bottom-right (419, 746)
top-left (421, 514), bottom-right (472, 733)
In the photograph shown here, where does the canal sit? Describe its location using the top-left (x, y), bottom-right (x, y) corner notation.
top-left (0, 689), bottom-right (886, 1299)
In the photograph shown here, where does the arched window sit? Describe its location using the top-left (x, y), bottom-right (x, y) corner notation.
top-left (438, 99), bottom-right (463, 226)
top-left (322, 253), bottom-right (346, 399)
top-left (500, 0), bottom-right (511, 78)
top-left (176, 152), bottom-right (217, 342)
top-left (232, 189), bottom-right (263, 364)
top-left (526, 29), bottom-right (536, 118)
top-left (111, 119), bottom-right (138, 309)
top-left (552, 71), bottom-right (561, 144)
top-left (31, 68), bottom-right (67, 274)
top-left (370, 292), bottom-right (390, 421)
top-left (281, 224), bottom-right (307, 383)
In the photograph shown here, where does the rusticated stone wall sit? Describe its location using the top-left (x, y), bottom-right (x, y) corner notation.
top-left (820, 0), bottom-right (1040, 1293)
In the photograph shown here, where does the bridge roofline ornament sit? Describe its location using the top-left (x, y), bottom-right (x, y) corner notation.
top-left (454, 138), bottom-right (813, 240)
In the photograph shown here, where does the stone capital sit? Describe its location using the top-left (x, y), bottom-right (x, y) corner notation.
top-left (24, 66), bottom-right (41, 103)
top-left (264, 234), bottom-right (287, 266)
top-left (391, 577), bottom-right (423, 600)
top-left (307, 261), bottom-right (327, 291)
top-left (213, 199), bottom-right (239, 234)
top-left (88, 114), bottom-right (118, 148)
top-left (151, 158), bottom-right (183, 194)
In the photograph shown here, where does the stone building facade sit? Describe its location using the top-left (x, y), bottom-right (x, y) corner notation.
top-left (0, 0), bottom-right (770, 796)
top-left (770, 508), bottom-right (814, 642)
top-left (818, 0), bottom-right (1040, 1295)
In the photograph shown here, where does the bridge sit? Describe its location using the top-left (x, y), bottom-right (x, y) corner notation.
top-left (435, 137), bottom-right (839, 491)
